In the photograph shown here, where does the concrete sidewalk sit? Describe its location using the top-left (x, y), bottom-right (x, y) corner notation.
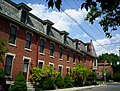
top-left (47, 84), bottom-right (107, 91)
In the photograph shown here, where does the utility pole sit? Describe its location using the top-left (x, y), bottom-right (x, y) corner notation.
top-left (104, 60), bottom-right (106, 84)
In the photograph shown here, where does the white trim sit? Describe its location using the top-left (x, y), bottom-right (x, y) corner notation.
top-left (40, 37), bottom-right (46, 41)
top-left (5, 53), bottom-right (16, 58)
top-left (23, 56), bottom-right (31, 61)
top-left (59, 45), bottom-right (63, 49)
top-left (9, 24), bottom-right (18, 46)
top-left (23, 56), bottom-right (31, 82)
top-left (58, 65), bottom-right (63, 74)
top-left (26, 30), bottom-right (33, 36)
top-left (50, 41), bottom-right (55, 45)
top-left (38, 60), bottom-right (45, 67)
top-left (9, 43), bottom-right (17, 47)
top-left (5, 53), bottom-right (16, 77)
top-left (66, 66), bottom-right (70, 74)
top-left (25, 48), bottom-right (32, 52)
top-left (58, 65), bottom-right (63, 68)
top-left (10, 23), bottom-right (19, 30)
top-left (49, 62), bottom-right (54, 67)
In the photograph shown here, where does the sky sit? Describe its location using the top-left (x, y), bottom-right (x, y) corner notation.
top-left (12, 0), bottom-right (120, 56)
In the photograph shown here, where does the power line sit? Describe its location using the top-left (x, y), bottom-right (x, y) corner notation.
top-left (60, 7), bottom-right (110, 53)
top-left (96, 42), bottom-right (120, 46)
top-left (23, 0), bottom-right (110, 53)
top-left (64, 0), bottom-right (103, 39)
top-left (72, 0), bottom-right (104, 36)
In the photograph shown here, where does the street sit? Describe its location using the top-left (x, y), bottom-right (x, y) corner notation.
top-left (79, 83), bottom-right (120, 91)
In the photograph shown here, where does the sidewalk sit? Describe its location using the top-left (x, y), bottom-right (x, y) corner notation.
top-left (47, 84), bottom-right (107, 91)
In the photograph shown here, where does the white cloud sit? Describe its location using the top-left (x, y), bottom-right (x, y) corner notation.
top-left (74, 33), bottom-right (88, 39)
top-left (27, 3), bottom-right (87, 32)
top-left (93, 34), bottom-right (120, 56)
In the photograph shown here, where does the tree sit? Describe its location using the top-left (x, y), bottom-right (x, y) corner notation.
top-left (30, 65), bottom-right (59, 90)
top-left (55, 74), bottom-right (64, 89)
top-left (30, 65), bottom-right (59, 84)
top-left (46, 0), bottom-right (120, 38)
top-left (72, 64), bottom-right (90, 86)
top-left (10, 71), bottom-right (27, 91)
top-left (98, 53), bottom-right (119, 65)
top-left (64, 74), bottom-right (73, 88)
top-left (0, 40), bottom-right (8, 63)
top-left (0, 68), bottom-right (7, 91)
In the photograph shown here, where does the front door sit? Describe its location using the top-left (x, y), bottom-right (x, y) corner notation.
top-left (23, 59), bottom-right (29, 80)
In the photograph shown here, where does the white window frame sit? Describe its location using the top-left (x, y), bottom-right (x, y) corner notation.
top-left (9, 24), bottom-right (19, 47)
top-left (23, 56), bottom-right (31, 82)
top-left (25, 31), bottom-right (32, 51)
top-left (38, 60), bottom-right (45, 68)
top-left (66, 66), bottom-right (70, 74)
top-left (5, 53), bottom-right (16, 77)
top-left (58, 65), bottom-right (63, 74)
top-left (49, 62), bottom-right (54, 67)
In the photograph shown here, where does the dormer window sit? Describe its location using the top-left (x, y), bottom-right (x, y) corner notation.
top-left (21, 10), bottom-right (27, 23)
top-left (64, 35), bottom-right (67, 44)
top-left (46, 25), bottom-right (51, 36)
top-left (76, 41), bottom-right (78, 50)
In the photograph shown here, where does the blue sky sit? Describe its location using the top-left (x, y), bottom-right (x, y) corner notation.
top-left (12, 0), bottom-right (120, 56)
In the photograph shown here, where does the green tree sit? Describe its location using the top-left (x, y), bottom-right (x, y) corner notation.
top-left (46, 0), bottom-right (120, 38)
top-left (10, 71), bottom-right (27, 91)
top-left (72, 64), bottom-right (90, 86)
top-left (30, 65), bottom-right (59, 90)
top-left (0, 40), bottom-right (8, 63)
top-left (98, 53), bottom-right (119, 65)
top-left (55, 74), bottom-right (64, 89)
top-left (64, 74), bottom-right (73, 88)
top-left (0, 68), bottom-right (7, 90)
top-left (30, 65), bottom-right (59, 84)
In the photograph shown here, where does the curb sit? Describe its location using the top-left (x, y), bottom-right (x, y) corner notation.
top-left (47, 84), bottom-right (107, 91)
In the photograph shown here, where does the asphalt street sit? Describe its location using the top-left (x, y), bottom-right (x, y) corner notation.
top-left (79, 83), bottom-right (120, 91)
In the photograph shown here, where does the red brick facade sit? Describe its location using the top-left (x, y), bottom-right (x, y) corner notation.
top-left (0, 0), bottom-right (97, 82)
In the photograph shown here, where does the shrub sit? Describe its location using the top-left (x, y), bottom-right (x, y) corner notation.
top-left (73, 77), bottom-right (83, 87)
top-left (10, 71), bottom-right (27, 91)
top-left (64, 74), bottom-right (73, 88)
top-left (87, 71), bottom-right (96, 82)
top-left (55, 74), bottom-right (64, 89)
top-left (113, 72), bottom-right (120, 82)
top-left (38, 77), bottom-right (55, 90)
top-left (84, 81), bottom-right (92, 86)
top-left (0, 68), bottom-right (7, 91)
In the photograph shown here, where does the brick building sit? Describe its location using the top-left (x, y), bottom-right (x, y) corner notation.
top-left (0, 0), bottom-right (97, 83)
top-left (97, 62), bottom-right (113, 79)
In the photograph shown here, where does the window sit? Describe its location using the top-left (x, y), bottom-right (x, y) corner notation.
top-left (84, 55), bottom-right (86, 64)
top-left (73, 53), bottom-right (76, 63)
top-left (59, 66), bottom-right (62, 74)
top-left (46, 25), bottom-right (51, 36)
top-left (64, 35), bottom-right (67, 44)
top-left (21, 10), bottom-right (27, 23)
top-left (76, 41), bottom-right (78, 50)
top-left (93, 58), bottom-right (97, 66)
top-left (25, 32), bottom-right (32, 49)
top-left (66, 50), bottom-right (69, 61)
top-left (23, 59), bottom-right (29, 73)
top-left (66, 67), bottom-right (70, 74)
top-left (40, 39), bottom-right (45, 53)
top-left (9, 25), bottom-right (17, 44)
top-left (78, 55), bottom-right (81, 63)
top-left (59, 47), bottom-right (63, 59)
top-left (49, 62), bottom-right (54, 67)
top-left (23, 58), bottom-right (30, 80)
top-left (5, 55), bottom-right (13, 76)
top-left (38, 61), bottom-right (44, 68)
top-left (50, 43), bottom-right (54, 56)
